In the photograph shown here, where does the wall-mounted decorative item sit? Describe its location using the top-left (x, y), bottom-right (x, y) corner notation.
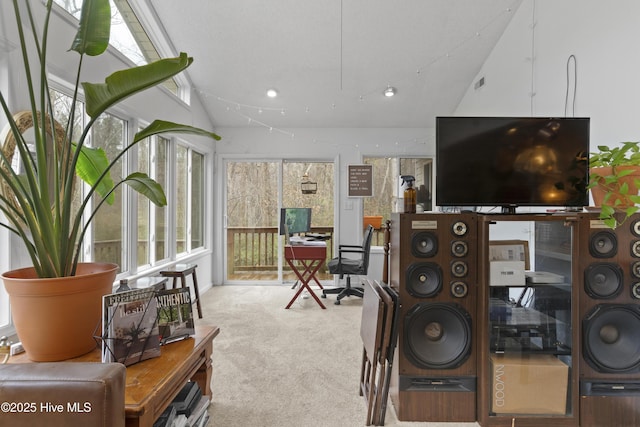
top-left (348, 164), bottom-right (373, 197)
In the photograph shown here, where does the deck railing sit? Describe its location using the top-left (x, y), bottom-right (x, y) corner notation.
top-left (94, 226), bottom-right (387, 280)
top-left (226, 226), bottom-right (387, 278)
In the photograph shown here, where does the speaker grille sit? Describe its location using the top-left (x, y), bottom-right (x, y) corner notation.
top-left (403, 303), bottom-right (472, 370)
top-left (584, 263), bottom-right (623, 299)
top-left (411, 231), bottom-right (438, 258)
top-left (589, 230), bottom-right (618, 258)
top-left (583, 304), bottom-right (640, 373)
top-left (406, 263), bottom-right (443, 298)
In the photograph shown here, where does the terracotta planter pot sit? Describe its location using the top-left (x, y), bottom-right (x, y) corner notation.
top-left (590, 166), bottom-right (640, 208)
top-left (1, 262), bottom-right (118, 361)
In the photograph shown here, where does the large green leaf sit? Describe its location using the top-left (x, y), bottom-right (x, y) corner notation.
top-left (69, 0), bottom-right (111, 56)
top-left (74, 144), bottom-right (115, 204)
top-left (123, 172), bottom-right (167, 207)
top-left (82, 53), bottom-right (193, 119)
top-left (135, 120), bottom-right (221, 143)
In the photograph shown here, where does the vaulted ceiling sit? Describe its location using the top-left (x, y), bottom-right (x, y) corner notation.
top-left (150, 0), bottom-right (523, 130)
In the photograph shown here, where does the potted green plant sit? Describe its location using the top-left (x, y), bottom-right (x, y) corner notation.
top-left (0, 0), bottom-right (220, 361)
top-left (588, 141), bottom-right (640, 229)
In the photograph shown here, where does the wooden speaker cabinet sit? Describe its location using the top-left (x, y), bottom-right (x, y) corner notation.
top-left (389, 212), bottom-right (478, 422)
top-left (578, 212), bottom-right (640, 427)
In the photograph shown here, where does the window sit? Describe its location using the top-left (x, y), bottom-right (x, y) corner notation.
top-left (363, 156), bottom-right (434, 226)
top-left (91, 112), bottom-right (127, 272)
top-left (191, 151), bottom-right (205, 250)
top-left (53, 0), bottom-right (179, 95)
top-left (154, 137), bottom-right (169, 263)
top-left (137, 133), bottom-right (151, 267)
top-left (176, 145), bottom-right (188, 254)
top-left (176, 145), bottom-right (206, 255)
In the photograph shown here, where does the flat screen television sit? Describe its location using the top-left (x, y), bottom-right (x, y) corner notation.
top-left (436, 117), bottom-right (589, 213)
top-left (279, 208), bottom-right (312, 235)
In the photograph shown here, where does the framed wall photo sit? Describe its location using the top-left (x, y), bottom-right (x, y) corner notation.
top-left (348, 164), bottom-right (373, 197)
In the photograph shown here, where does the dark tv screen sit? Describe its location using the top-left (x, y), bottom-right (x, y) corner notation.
top-left (279, 208), bottom-right (312, 235)
top-left (436, 117), bottom-right (589, 209)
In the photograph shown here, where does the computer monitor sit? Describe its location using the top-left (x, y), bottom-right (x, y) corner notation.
top-left (279, 208), bottom-right (312, 235)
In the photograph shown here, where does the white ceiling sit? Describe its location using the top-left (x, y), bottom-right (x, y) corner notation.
top-left (150, 0), bottom-right (523, 130)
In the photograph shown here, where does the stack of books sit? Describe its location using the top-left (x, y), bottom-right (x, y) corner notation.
top-left (153, 381), bottom-right (210, 427)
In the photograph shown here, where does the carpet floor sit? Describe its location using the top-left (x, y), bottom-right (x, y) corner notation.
top-left (199, 284), bottom-right (480, 427)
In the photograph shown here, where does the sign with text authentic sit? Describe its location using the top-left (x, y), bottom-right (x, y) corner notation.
top-left (348, 164), bottom-right (373, 197)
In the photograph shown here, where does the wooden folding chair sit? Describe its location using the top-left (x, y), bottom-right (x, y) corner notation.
top-left (375, 285), bottom-right (400, 426)
top-left (359, 279), bottom-right (385, 425)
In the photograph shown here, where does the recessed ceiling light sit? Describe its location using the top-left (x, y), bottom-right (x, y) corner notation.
top-left (266, 88), bottom-right (278, 98)
top-left (384, 86), bottom-right (396, 97)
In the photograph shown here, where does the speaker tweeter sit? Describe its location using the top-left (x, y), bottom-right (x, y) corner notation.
top-left (632, 219), bottom-right (640, 237)
top-left (451, 260), bottom-right (468, 278)
top-left (451, 240), bottom-right (468, 257)
top-left (632, 261), bottom-right (640, 279)
top-left (451, 221), bottom-right (468, 237)
top-left (450, 281), bottom-right (468, 298)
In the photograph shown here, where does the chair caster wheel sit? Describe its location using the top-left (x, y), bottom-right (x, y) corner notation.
top-left (334, 300), bottom-right (341, 305)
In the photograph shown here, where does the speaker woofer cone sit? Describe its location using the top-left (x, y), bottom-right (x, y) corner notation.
top-left (583, 304), bottom-right (640, 373)
top-left (584, 263), bottom-right (623, 299)
top-left (589, 230), bottom-right (618, 258)
top-left (411, 231), bottom-right (438, 258)
top-left (632, 241), bottom-right (640, 258)
top-left (404, 303), bottom-right (472, 369)
top-left (406, 263), bottom-right (443, 298)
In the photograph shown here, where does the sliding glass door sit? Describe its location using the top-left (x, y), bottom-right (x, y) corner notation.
top-left (224, 160), bottom-right (334, 283)
top-left (282, 162), bottom-right (334, 282)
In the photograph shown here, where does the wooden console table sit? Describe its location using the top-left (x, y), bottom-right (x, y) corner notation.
top-left (10, 325), bottom-right (220, 427)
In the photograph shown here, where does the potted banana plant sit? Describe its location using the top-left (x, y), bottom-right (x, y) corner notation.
top-left (588, 142), bottom-right (640, 229)
top-left (0, 0), bottom-right (220, 361)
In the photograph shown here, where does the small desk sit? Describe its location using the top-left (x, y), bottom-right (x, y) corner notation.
top-left (284, 243), bottom-right (327, 309)
top-left (9, 325), bottom-right (220, 427)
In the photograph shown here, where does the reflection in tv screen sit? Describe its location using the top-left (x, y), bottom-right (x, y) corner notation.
top-left (436, 117), bottom-right (589, 211)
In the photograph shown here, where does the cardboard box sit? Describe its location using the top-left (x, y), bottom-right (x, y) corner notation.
top-left (490, 240), bottom-right (530, 269)
top-left (490, 260), bottom-right (525, 286)
top-left (491, 354), bottom-right (568, 414)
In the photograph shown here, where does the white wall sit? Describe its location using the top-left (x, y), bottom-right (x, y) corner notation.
top-left (456, 0), bottom-right (640, 146)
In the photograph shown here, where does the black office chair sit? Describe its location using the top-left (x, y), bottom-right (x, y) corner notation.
top-left (322, 225), bottom-right (374, 305)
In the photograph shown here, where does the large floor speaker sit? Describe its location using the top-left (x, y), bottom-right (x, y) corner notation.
top-left (389, 212), bottom-right (477, 422)
top-left (578, 213), bottom-right (640, 426)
